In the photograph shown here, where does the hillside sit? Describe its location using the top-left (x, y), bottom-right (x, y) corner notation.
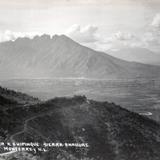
top-left (0, 86), bottom-right (40, 107)
top-left (0, 87), bottom-right (160, 160)
top-left (108, 47), bottom-right (160, 65)
top-left (0, 87), bottom-right (40, 142)
top-left (0, 35), bottom-right (160, 79)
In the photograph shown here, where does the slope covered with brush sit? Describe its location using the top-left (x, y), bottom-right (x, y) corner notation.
top-left (2, 95), bottom-right (160, 160)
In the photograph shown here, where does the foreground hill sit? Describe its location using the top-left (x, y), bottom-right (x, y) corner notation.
top-left (0, 35), bottom-right (160, 79)
top-left (0, 87), bottom-right (40, 142)
top-left (108, 47), bottom-right (160, 65)
top-left (0, 87), bottom-right (160, 160)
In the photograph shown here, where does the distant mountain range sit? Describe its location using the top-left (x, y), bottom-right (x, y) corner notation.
top-left (0, 34), bottom-right (160, 79)
top-left (108, 47), bottom-right (160, 65)
top-left (1, 86), bottom-right (160, 160)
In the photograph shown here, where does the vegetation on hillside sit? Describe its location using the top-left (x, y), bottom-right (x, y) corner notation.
top-left (1, 87), bottom-right (160, 160)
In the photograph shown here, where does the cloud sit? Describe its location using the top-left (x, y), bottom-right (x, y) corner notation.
top-left (92, 31), bottom-right (136, 51)
top-left (151, 13), bottom-right (160, 28)
top-left (67, 22), bottom-right (160, 53)
top-left (89, 14), bottom-right (160, 53)
top-left (0, 30), bottom-right (42, 42)
top-left (140, 14), bottom-right (160, 51)
top-left (66, 24), bottom-right (99, 43)
top-left (66, 26), bottom-right (136, 51)
top-left (67, 29), bottom-right (137, 52)
top-left (113, 31), bottom-right (134, 41)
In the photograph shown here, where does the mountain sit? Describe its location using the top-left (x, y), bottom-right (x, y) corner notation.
top-left (0, 34), bottom-right (160, 79)
top-left (108, 47), bottom-right (160, 65)
top-left (0, 88), bottom-right (160, 160)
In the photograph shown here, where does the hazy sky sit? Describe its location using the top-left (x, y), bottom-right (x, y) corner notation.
top-left (0, 0), bottom-right (160, 52)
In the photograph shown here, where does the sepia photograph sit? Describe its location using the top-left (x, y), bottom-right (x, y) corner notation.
top-left (0, 0), bottom-right (160, 159)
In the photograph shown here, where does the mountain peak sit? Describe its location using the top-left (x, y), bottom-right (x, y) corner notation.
top-left (32, 34), bottom-right (71, 41)
top-left (52, 34), bottom-right (76, 43)
top-left (33, 34), bottom-right (51, 40)
top-left (3, 34), bottom-right (73, 44)
top-left (29, 34), bottom-right (76, 45)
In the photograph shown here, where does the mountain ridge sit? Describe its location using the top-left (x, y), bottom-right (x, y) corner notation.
top-left (108, 47), bottom-right (160, 65)
top-left (0, 34), bottom-right (160, 79)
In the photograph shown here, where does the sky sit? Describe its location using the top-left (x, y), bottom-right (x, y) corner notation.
top-left (0, 0), bottom-right (160, 53)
